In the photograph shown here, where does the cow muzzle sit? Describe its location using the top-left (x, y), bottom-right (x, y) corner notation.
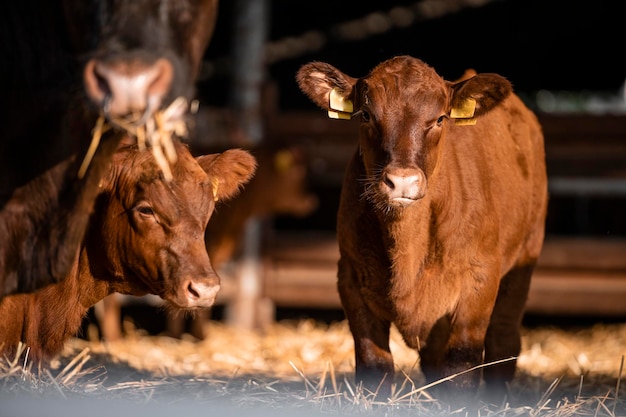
top-left (170, 279), bottom-right (221, 309)
top-left (381, 168), bottom-right (427, 206)
top-left (84, 58), bottom-right (174, 121)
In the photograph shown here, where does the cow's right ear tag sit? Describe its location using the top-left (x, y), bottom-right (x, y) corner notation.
top-left (328, 110), bottom-right (352, 120)
top-left (328, 88), bottom-right (353, 120)
top-left (329, 88), bottom-right (353, 113)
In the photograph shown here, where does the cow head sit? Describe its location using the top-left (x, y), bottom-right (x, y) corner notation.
top-left (90, 141), bottom-right (256, 309)
top-left (296, 55), bottom-right (512, 212)
top-left (76, 0), bottom-right (218, 125)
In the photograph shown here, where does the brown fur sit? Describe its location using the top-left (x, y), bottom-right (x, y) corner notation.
top-left (0, 0), bottom-right (219, 298)
top-left (297, 55), bottom-right (547, 403)
top-left (98, 144), bottom-right (318, 341)
top-left (0, 141), bottom-right (256, 363)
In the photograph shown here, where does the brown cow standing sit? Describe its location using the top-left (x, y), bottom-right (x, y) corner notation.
top-left (297, 56), bottom-right (547, 403)
top-left (0, 140), bottom-right (256, 363)
top-left (0, 0), bottom-right (218, 298)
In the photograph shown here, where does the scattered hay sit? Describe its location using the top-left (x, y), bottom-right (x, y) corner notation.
top-left (2, 320), bottom-right (626, 416)
top-left (78, 97), bottom-right (189, 181)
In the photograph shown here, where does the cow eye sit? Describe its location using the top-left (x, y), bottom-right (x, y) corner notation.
top-left (361, 110), bottom-right (371, 122)
top-left (136, 205), bottom-right (155, 217)
top-left (437, 115), bottom-right (447, 126)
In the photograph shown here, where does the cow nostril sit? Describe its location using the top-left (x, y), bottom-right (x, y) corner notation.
top-left (84, 59), bottom-right (107, 105)
top-left (147, 59), bottom-right (173, 108)
top-left (187, 282), bottom-right (200, 300)
top-left (383, 173), bottom-right (396, 190)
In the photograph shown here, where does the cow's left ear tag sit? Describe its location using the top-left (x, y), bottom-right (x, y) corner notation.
top-left (328, 88), bottom-right (353, 120)
top-left (454, 118), bottom-right (477, 126)
top-left (451, 97), bottom-right (477, 125)
top-left (451, 97), bottom-right (476, 118)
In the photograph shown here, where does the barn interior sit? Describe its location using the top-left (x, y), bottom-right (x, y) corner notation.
top-left (85, 0), bottom-right (626, 336)
top-left (2, 1), bottom-right (626, 415)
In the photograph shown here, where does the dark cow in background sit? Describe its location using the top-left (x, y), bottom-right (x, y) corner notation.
top-left (0, 140), bottom-right (256, 363)
top-left (96, 143), bottom-right (319, 341)
top-left (297, 56), bottom-right (547, 403)
top-left (0, 0), bottom-right (219, 298)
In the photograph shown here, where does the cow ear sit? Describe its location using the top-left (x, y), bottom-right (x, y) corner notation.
top-left (196, 149), bottom-right (257, 201)
top-left (449, 73), bottom-right (512, 119)
top-left (296, 61), bottom-right (357, 113)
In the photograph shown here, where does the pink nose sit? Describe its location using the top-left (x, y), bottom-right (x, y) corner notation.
top-left (382, 170), bottom-right (426, 202)
top-left (178, 279), bottom-right (221, 308)
top-left (83, 58), bottom-right (173, 117)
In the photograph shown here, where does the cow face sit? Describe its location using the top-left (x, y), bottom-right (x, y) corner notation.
top-left (77, 0), bottom-right (218, 123)
top-left (91, 142), bottom-right (256, 309)
top-left (296, 56), bottom-right (512, 212)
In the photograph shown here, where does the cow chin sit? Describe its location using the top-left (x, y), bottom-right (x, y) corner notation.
top-left (390, 196), bottom-right (422, 207)
top-left (368, 189), bottom-right (426, 212)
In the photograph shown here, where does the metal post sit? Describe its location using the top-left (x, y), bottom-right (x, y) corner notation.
top-left (225, 0), bottom-right (269, 329)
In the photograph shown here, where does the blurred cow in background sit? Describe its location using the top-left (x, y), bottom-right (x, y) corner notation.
top-left (0, 0), bottom-right (219, 298)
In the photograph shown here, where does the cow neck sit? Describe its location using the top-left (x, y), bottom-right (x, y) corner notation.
top-left (381, 196), bottom-right (434, 278)
top-left (74, 247), bottom-right (114, 309)
top-left (46, 126), bottom-right (125, 286)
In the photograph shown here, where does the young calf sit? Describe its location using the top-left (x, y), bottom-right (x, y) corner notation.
top-left (297, 56), bottom-right (548, 402)
top-left (0, 141), bottom-right (256, 363)
top-left (97, 144), bottom-right (318, 341)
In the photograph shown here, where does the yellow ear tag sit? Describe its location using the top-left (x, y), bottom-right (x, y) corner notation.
top-left (211, 177), bottom-right (220, 202)
top-left (454, 118), bottom-right (477, 126)
top-left (274, 150), bottom-right (294, 173)
top-left (328, 88), bottom-right (353, 120)
top-left (328, 110), bottom-right (352, 120)
top-left (450, 97), bottom-right (476, 119)
top-left (329, 88), bottom-right (353, 113)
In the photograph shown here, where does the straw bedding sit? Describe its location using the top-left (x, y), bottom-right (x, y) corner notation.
top-left (2, 317), bottom-right (625, 416)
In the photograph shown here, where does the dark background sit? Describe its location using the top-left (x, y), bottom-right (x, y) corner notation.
top-left (195, 0), bottom-right (626, 239)
top-left (85, 0), bottom-right (626, 333)
top-left (198, 0), bottom-right (625, 110)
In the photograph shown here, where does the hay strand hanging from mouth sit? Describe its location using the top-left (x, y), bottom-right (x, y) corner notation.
top-left (78, 97), bottom-right (189, 181)
top-left (78, 115), bottom-right (108, 179)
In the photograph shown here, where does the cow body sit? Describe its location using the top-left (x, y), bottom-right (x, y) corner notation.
top-left (297, 56), bottom-right (547, 402)
top-left (0, 0), bottom-right (219, 298)
top-left (0, 141), bottom-right (256, 362)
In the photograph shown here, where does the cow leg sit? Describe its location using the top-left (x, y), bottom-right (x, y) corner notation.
top-left (483, 263), bottom-right (534, 403)
top-left (98, 294), bottom-right (123, 342)
top-left (419, 313), bottom-right (486, 404)
top-left (189, 309), bottom-right (210, 340)
top-left (337, 258), bottom-right (393, 399)
top-left (166, 313), bottom-right (186, 339)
